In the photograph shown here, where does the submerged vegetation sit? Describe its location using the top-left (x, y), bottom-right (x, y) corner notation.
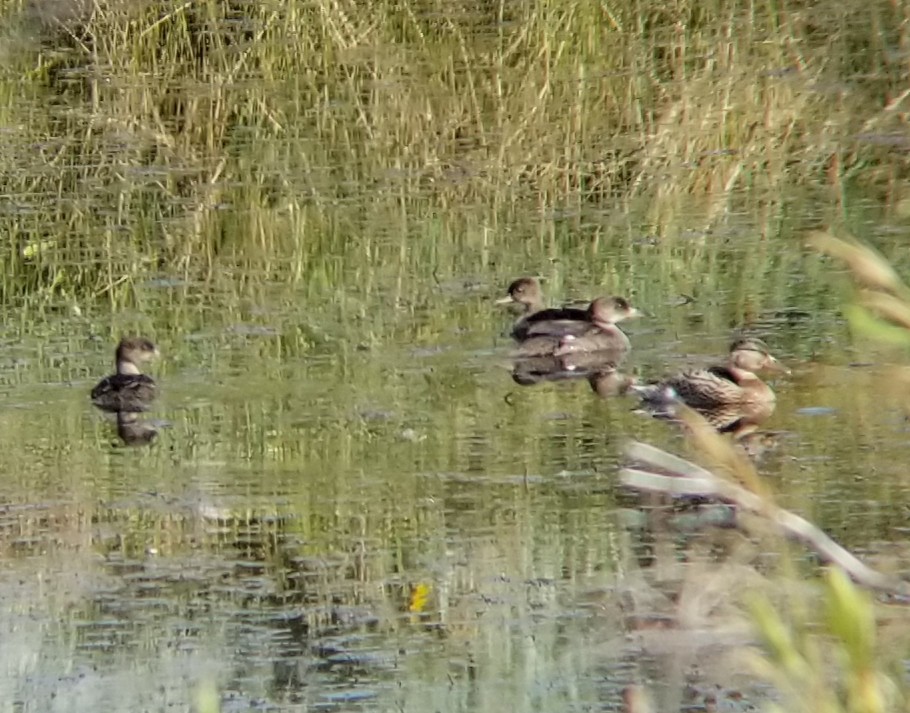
top-left (0, 0), bottom-right (907, 302)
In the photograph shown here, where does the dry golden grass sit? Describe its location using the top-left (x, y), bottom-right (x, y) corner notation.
top-left (0, 0), bottom-right (907, 300)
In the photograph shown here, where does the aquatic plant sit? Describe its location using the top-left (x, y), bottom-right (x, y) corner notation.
top-left (619, 235), bottom-right (910, 712)
top-left (0, 0), bottom-right (907, 303)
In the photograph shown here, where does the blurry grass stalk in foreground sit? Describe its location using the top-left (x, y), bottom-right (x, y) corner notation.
top-left (622, 416), bottom-right (910, 713)
top-left (621, 423), bottom-right (907, 595)
top-left (809, 231), bottom-right (910, 348)
top-left (808, 232), bottom-right (909, 299)
top-left (749, 568), bottom-right (902, 713)
top-left (811, 232), bottom-right (910, 414)
top-left (628, 230), bottom-right (910, 708)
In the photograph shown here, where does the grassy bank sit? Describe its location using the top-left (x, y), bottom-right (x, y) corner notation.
top-left (0, 0), bottom-right (907, 301)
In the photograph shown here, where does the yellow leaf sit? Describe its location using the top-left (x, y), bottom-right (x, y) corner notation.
top-left (409, 583), bottom-right (431, 613)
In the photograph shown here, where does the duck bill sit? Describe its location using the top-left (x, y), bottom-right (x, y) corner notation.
top-left (765, 356), bottom-right (790, 375)
top-left (610, 307), bottom-right (642, 324)
top-left (495, 296), bottom-right (515, 305)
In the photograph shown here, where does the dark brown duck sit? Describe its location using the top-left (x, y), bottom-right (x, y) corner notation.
top-left (91, 337), bottom-right (159, 413)
top-left (514, 295), bottom-right (641, 357)
top-left (497, 277), bottom-right (589, 340)
top-left (552, 296), bottom-right (641, 355)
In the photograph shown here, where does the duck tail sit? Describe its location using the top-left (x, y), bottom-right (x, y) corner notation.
top-left (630, 382), bottom-right (680, 420)
top-left (629, 382), bottom-right (677, 404)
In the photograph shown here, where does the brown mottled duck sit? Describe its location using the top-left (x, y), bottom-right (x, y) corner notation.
top-left (632, 337), bottom-right (788, 437)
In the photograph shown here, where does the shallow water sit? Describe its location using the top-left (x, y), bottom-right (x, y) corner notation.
top-left (2, 216), bottom-right (910, 711)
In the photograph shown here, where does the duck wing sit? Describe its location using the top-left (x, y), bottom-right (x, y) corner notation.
top-left (665, 366), bottom-right (741, 410)
top-left (513, 307), bottom-right (589, 339)
top-left (703, 406), bottom-right (748, 433)
top-left (91, 374), bottom-right (157, 412)
top-left (553, 327), bottom-right (631, 355)
top-left (511, 335), bottom-right (562, 357)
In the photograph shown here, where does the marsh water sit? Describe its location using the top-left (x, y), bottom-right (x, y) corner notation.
top-left (3, 8), bottom-right (910, 713)
top-left (5, 196), bottom-right (910, 713)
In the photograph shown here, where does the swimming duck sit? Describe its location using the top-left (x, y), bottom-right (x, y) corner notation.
top-left (552, 296), bottom-right (641, 355)
top-left (514, 296), bottom-right (641, 357)
top-left (90, 337), bottom-right (159, 412)
top-left (497, 277), bottom-right (589, 340)
top-left (632, 338), bottom-right (788, 437)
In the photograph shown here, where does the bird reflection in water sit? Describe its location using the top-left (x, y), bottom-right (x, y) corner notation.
top-left (115, 411), bottom-right (160, 446)
top-left (510, 347), bottom-right (634, 400)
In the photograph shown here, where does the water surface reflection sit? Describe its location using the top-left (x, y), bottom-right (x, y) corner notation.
top-left (2, 297), bottom-right (905, 712)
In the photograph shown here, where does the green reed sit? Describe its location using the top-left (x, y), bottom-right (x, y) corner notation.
top-left (719, 234), bottom-right (910, 713)
top-left (0, 0), bottom-right (906, 303)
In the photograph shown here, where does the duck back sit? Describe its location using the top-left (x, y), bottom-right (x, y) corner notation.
top-left (91, 374), bottom-right (157, 412)
top-left (512, 306), bottom-right (589, 340)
